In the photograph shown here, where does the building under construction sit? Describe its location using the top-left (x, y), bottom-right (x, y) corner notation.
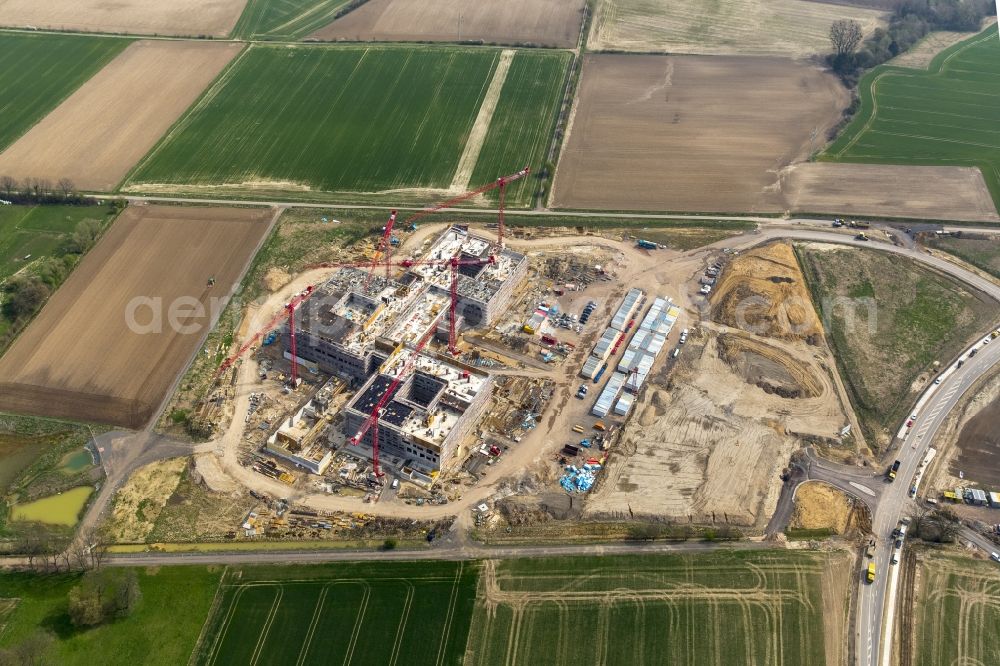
top-left (289, 227), bottom-right (525, 385)
top-left (283, 225), bottom-right (526, 473)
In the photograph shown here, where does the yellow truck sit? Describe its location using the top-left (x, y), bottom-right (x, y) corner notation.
top-left (866, 563), bottom-right (876, 583)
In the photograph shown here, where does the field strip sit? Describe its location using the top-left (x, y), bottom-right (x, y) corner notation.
top-left (296, 585), bottom-right (329, 666)
top-left (449, 50), bottom-right (515, 193)
top-left (187, 567), bottom-right (229, 666)
top-left (205, 584), bottom-right (252, 666)
top-left (435, 561), bottom-right (464, 666)
top-left (249, 586), bottom-right (283, 666)
top-left (342, 582), bottom-right (371, 666)
top-left (387, 582), bottom-right (415, 666)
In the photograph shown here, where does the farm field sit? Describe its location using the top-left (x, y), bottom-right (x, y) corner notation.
top-left (0, 566), bottom-right (223, 666)
top-left (0, 41), bottom-right (243, 192)
top-left (797, 244), bottom-right (998, 449)
top-left (907, 553), bottom-right (1000, 666)
top-left (465, 551), bottom-right (851, 666)
top-left (0, 205), bottom-right (273, 428)
top-left (779, 163), bottom-right (1000, 222)
top-left (0, 0), bottom-right (248, 37)
top-left (823, 28), bottom-right (1000, 215)
top-left (0, 33), bottom-right (128, 154)
top-left (194, 560), bottom-right (477, 665)
top-left (309, 0), bottom-right (586, 47)
top-left (127, 46), bottom-right (567, 206)
top-left (588, 0), bottom-right (886, 56)
top-left (231, 0), bottom-right (352, 40)
top-left (890, 17), bottom-right (996, 70)
top-left (552, 54), bottom-right (846, 212)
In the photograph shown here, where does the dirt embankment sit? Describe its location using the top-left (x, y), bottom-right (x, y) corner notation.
top-left (108, 457), bottom-right (187, 543)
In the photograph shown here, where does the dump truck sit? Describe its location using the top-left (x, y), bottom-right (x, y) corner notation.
top-left (888, 459), bottom-right (901, 481)
top-left (866, 563), bottom-right (876, 583)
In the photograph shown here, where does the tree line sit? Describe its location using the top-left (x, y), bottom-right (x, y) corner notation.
top-left (0, 176), bottom-right (92, 206)
top-left (829, 0), bottom-right (995, 85)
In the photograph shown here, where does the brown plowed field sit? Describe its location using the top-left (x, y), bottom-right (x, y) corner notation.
top-left (0, 0), bottom-right (248, 37)
top-left (780, 163), bottom-right (1000, 221)
top-left (0, 41), bottom-right (243, 192)
top-left (309, 0), bottom-right (586, 47)
top-left (0, 205), bottom-right (272, 429)
top-left (551, 54), bottom-right (847, 212)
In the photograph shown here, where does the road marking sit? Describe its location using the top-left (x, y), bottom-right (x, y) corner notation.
top-left (850, 482), bottom-right (876, 497)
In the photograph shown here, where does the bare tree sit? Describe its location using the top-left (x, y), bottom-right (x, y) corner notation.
top-left (57, 178), bottom-right (74, 197)
top-left (0, 175), bottom-right (15, 196)
top-left (830, 19), bottom-right (863, 55)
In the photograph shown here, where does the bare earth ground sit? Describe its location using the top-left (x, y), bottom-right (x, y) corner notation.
top-left (0, 0), bottom-right (248, 37)
top-left (551, 54), bottom-right (847, 212)
top-left (0, 41), bottom-right (243, 192)
top-left (780, 163), bottom-right (1000, 222)
top-left (309, 0), bottom-right (586, 47)
top-left (891, 17), bottom-right (997, 69)
top-left (108, 457), bottom-right (187, 543)
top-left (0, 205), bottom-right (272, 429)
top-left (588, 0), bottom-right (886, 57)
top-left (790, 481), bottom-right (852, 533)
top-left (586, 328), bottom-right (849, 527)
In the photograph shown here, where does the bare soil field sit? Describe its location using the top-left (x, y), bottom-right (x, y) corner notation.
top-left (780, 163), bottom-right (1000, 222)
top-left (586, 327), bottom-right (849, 526)
top-left (790, 481), bottom-right (852, 533)
top-left (551, 54), bottom-right (847, 212)
top-left (0, 205), bottom-right (272, 429)
top-left (589, 0), bottom-right (886, 56)
top-left (0, 41), bottom-right (242, 192)
top-left (930, 365), bottom-right (1000, 491)
top-left (309, 0), bottom-right (586, 47)
top-left (0, 0), bottom-right (249, 37)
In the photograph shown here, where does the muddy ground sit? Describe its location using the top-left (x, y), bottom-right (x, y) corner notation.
top-left (0, 41), bottom-right (242, 191)
top-left (310, 0), bottom-right (586, 47)
top-left (551, 54), bottom-right (847, 212)
top-left (0, 205), bottom-right (273, 428)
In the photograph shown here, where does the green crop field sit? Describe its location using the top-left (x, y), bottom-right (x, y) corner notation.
top-left (127, 45), bottom-right (568, 206)
top-left (910, 554), bottom-right (1000, 666)
top-left (230, 0), bottom-right (351, 40)
top-left (0, 33), bottom-right (128, 154)
top-left (470, 51), bottom-right (570, 207)
top-left (0, 205), bottom-right (114, 281)
top-left (194, 560), bottom-right (477, 666)
top-left (464, 550), bottom-right (848, 666)
top-left (823, 27), bottom-right (1000, 210)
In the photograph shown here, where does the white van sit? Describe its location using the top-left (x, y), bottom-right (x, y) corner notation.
top-left (672, 349), bottom-right (680, 359)
top-left (391, 478), bottom-right (400, 490)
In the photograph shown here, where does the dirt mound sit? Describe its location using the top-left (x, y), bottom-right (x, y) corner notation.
top-left (790, 481), bottom-right (852, 534)
top-left (711, 241), bottom-right (823, 341)
top-left (262, 267), bottom-right (291, 292)
top-left (717, 333), bottom-right (822, 398)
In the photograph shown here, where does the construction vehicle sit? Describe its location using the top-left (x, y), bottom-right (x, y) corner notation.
top-left (593, 421), bottom-right (606, 431)
top-left (866, 562), bottom-right (876, 583)
top-left (865, 539), bottom-right (876, 558)
top-left (207, 276), bottom-right (216, 286)
top-left (888, 459), bottom-right (901, 481)
top-left (636, 239), bottom-right (657, 250)
top-left (855, 232), bottom-right (869, 241)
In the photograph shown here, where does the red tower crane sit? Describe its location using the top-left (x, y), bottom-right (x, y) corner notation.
top-left (362, 210), bottom-right (397, 292)
top-left (348, 311), bottom-right (443, 479)
top-left (494, 166), bottom-right (530, 249)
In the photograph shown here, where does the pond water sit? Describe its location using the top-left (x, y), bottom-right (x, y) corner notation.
top-left (58, 448), bottom-right (94, 474)
top-left (11, 486), bottom-right (93, 526)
